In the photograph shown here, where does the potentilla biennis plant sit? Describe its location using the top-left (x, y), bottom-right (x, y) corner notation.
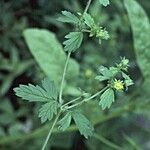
top-left (14, 0), bottom-right (133, 150)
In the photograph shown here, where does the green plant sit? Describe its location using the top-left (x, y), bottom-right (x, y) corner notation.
top-left (13, 0), bottom-right (133, 150)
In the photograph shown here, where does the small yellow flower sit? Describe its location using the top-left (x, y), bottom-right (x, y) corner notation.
top-left (113, 79), bottom-right (124, 90)
top-left (85, 69), bottom-right (92, 78)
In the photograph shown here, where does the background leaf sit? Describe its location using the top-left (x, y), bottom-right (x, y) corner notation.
top-left (124, 0), bottom-right (150, 85)
top-left (23, 28), bottom-right (79, 88)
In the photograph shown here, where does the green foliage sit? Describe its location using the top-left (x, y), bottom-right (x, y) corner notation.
top-left (14, 78), bottom-right (59, 124)
top-left (39, 101), bottom-right (58, 123)
top-left (63, 32), bottom-right (83, 52)
top-left (95, 58), bottom-right (133, 93)
top-left (57, 11), bottom-right (80, 24)
top-left (72, 111), bottom-right (94, 138)
top-left (83, 13), bottom-right (95, 28)
top-left (14, 78), bottom-right (58, 102)
top-left (58, 112), bottom-right (72, 131)
top-left (124, 0), bottom-right (150, 83)
top-left (95, 66), bottom-right (114, 81)
top-left (99, 0), bottom-right (110, 7)
top-left (23, 29), bottom-right (79, 87)
top-left (83, 13), bottom-right (110, 42)
top-left (1, 0), bottom-right (150, 149)
top-left (124, 135), bottom-right (141, 150)
top-left (60, 10), bottom-right (110, 50)
top-left (42, 78), bottom-right (58, 100)
top-left (122, 72), bottom-right (134, 88)
top-left (0, 50), bottom-right (33, 96)
top-left (99, 88), bottom-right (115, 110)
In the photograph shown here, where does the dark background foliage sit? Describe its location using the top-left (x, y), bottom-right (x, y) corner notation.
top-left (0, 0), bottom-right (150, 150)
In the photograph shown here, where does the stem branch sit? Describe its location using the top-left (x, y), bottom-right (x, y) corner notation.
top-left (66, 86), bottom-right (108, 110)
top-left (0, 93), bottom-right (145, 145)
top-left (61, 96), bottom-right (82, 109)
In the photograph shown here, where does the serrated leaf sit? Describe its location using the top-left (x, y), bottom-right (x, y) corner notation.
top-left (38, 101), bottom-right (58, 123)
top-left (99, 0), bottom-right (110, 7)
top-left (99, 66), bottom-right (113, 77)
top-left (63, 32), bottom-right (83, 52)
top-left (42, 78), bottom-right (58, 100)
top-left (14, 78), bottom-right (58, 102)
top-left (96, 66), bottom-right (114, 82)
top-left (122, 72), bottom-right (134, 87)
top-left (57, 11), bottom-right (80, 24)
top-left (95, 75), bottom-right (109, 81)
top-left (109, 67), bottom-right (119, 75)
top-left (124, 0), bottom-right (150, 86)
top-left (99, 88), bottom-right (115, 110)
top-left (83, 13), bottom-right (95, 28)
top-left (72, 111), bottom-right (94, 138)
top-left (58, 112), bottom-right (72, 131)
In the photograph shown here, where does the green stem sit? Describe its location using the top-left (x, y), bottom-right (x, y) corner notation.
top-left (0, 97), bottom-right (145, 145)
top-left (41, 112), bottom-right (61, 150)
top-left (66, 86), bottom-right (108, 110)
top-left (93, 134), bottom-right (122, 150)
top-left (61, 96), bottom-right (82, 109)
top-left (82, 29), bottom-right (91, 33)
top-left (84, 0), bottom-right (92, 14)
top-left (41, 1), bottom-right (93, 148)
top-left (59, 52), bottom-right (71, 104)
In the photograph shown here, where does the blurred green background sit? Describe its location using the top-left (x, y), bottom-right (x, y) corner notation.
top-left (0, 0), bottom-right (150, 150)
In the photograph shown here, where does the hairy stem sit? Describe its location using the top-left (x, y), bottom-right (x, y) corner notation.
top-left (59, 52), bottom-right (71, 104)
top-left (84, 0), bottom-right (92, 14)
top-left (59, 0), bottom-right (92, 105)
top-left (41, 112), bottom-right (61, 150)
top-left (66, 86), bottom-right (108, 110)
top-left (61, 96), bottom-right (82, 109)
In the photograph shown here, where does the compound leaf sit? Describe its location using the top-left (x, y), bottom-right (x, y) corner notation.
top-left (14, 78), bottom-right (58, 102)
top-left (72, 111), bottom-right (94, 138)
top-left (42, 78), bottom-right (58, 100)
top-left (99, 88), bottom-right (115, 110)
top-left (63, 32), bottom-right (83, 52)
top-left (38, 101), bottom-right (58, 123)
top-left (83, 13), bottom-right (95, 28)
top-left (58, 11), bottom-right (80, 24)
top-left (58, 112), bottom-right (72, 131)
top-left (95, 66), bottom-right (114, 82)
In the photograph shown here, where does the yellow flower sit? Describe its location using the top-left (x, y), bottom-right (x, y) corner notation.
top-left (113, 79), bottom-right (124, 90)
